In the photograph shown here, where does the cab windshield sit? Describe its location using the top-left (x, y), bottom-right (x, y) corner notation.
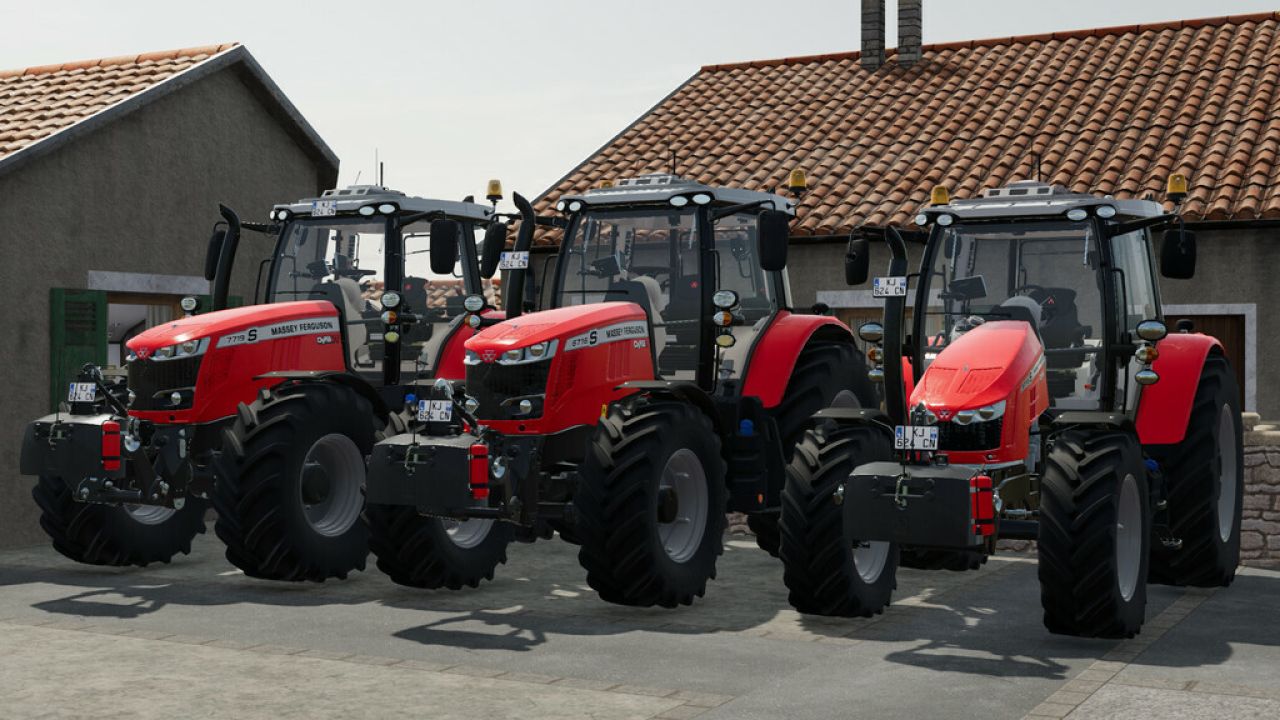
top-left (268, 217), bottom-right (485, 377)
top-left (920, 221), bottom-right (1105, 409)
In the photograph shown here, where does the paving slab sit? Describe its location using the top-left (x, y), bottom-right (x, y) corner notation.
top-left (1, 534), bottom-right (1277, 719)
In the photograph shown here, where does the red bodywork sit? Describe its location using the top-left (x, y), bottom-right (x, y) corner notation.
top-left (741, 312), bottom-right (855, 408)
top-left (1136, 332), bottom-right (1223, 445)
top-left (909, 321), bottom-right (1049, 465)
top-left (466, 302), bottom-right (655, 435)
top-left (126, 302), bottom-right (346, 424)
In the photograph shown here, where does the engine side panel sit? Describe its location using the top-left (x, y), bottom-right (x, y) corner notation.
top-left (127, 304), bottom-right (346, 424)
top-left (1136, 332), bottom-right (1222, 445)
top-left (741, 312), bottom-right (855, 408)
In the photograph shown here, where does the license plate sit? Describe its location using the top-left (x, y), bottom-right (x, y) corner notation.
top-left (498, 251), bottom-right (529, 270)
top-left (67, 382), bottom-right (97, 403)
top-left (417, 399), bottom-right (453, 422)
top-left (873, 276), bottom-right (908, 297)
top-left (312, 200), bottom-right (337, 217)
top-left (895, 425), bottom-right (939, 451)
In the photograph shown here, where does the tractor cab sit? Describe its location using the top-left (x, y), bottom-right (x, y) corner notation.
top-left (547, 173), bottom-right (796, 388)
top-left (260, 185), bottom-right (498, 392)
top-left (906, 181), bottom-right (1177, 417)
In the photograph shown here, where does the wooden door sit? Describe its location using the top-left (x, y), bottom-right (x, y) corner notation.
top-left (1163, 313), bottom-right (1246, 408)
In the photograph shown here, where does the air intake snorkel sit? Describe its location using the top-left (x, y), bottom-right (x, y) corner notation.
top-left (881, 226), bottom-right (910, 427)
top-left (507, 192), bottom-right (536, 320)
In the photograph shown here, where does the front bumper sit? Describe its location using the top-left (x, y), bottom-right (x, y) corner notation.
top-left (843, 461), bottom-right (995, 550)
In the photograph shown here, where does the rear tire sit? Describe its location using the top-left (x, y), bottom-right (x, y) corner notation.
top-left (33, 475), bottom-right (207, 566)
top-left (759, 341), bottom-right (872, 559)
top-left (779, 423), bottom-right (897, 617)
top-left (575, 400), bottom-right (726, 608)
top-left (1038, 428), bottom-right (1149, 638)
top-left (1149, 356), bottom-right (1243, 587)
top-left (367, 505), bottom-right (511, 589)
top-left (214, 383), bottom-right (378, 582)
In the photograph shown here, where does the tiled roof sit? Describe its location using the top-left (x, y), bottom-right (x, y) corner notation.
top-left (539, 12), bottom-right (1280, 236)
top-left (0, 44), bottom-right (239, 160)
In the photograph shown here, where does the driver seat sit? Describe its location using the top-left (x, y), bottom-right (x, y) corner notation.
top-left (311, 260), bottom-right (370, 368)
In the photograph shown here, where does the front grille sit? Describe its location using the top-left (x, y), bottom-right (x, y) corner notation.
top-left (938, 417), bottom-right (1003, 452)
top-left (466, 359), bottom-right (553, 420)
top-left (128, 356), bottom-right (202, 411)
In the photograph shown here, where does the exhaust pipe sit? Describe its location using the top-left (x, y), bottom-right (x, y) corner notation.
top-left (881, 226), bottom-right (909, 427)
top-left (507, 192), bottom-right (536, 320)
top-left (211, 204), bottom-right (242, 312)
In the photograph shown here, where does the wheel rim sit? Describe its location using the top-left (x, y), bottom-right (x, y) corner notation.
top-left (657, 448), bottom-right (708, 563)
top-left (1116, 473), bottom-right (1142, 602)
top-left (854, 541), bottom-right (890, 583)
top-left (299, 433), bottom-right (365, 537)
top-left (123, 504), bottom-right (176, 526)
top-left (442, 518), bottom-right (493, 549)
top-left (1216, 404), bottom-right (1238, 543)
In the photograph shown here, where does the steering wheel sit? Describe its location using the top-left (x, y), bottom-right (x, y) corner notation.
top-left (303, 259), bottom-right (330, 279)
top-left (1012, 283), bottom-right (1048, 302)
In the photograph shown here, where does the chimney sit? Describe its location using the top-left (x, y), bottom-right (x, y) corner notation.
top-left (860, 0), bottom-right (885, 70)
top-left (898, 0), bottom-right (923, 66)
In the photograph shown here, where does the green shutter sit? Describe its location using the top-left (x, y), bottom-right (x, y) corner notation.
top-left (49, 288), bottom-right (107, 410)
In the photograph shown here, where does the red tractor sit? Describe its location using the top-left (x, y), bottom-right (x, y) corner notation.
top-left (21, 185), bottom-right (511, 582)
top-left (363, 173), bottom-right (877, 604)
top-left (778, 178), bottom-right (1243, 638)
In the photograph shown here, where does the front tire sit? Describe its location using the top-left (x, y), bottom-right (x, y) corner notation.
top-left (1149, 355), bottom-right (1243, 587)
top-left (214, 383), bottom-right (378, 582)
top-left (779, 423), bottom-right (897, 617)
top-left (1038, 428), bottom-right (1150, 638)
top-left (575, 400), bottom-right (726, 608)
top-left (367, 505), bottom-right (511, 589)
top-left (33, 475), bottom-right (207, 566)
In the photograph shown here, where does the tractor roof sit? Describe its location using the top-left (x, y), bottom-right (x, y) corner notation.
top-left (922, 181), bottom-right (1164, 222)
top-left (559, 174), bottom-right (796, 216)
top-left (274, 185), bottom-right (494, 222)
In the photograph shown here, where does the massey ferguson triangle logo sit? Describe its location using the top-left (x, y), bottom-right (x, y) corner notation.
top-left (481, 349), bottom-right (496, 363)
top-left (935, 409), bottom-right (952, 421)
top-left (136, 348), bottom-right (150, 359)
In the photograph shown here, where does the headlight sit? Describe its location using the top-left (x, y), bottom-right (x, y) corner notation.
top-left (467, 314), bottom-right (482, 329)
top-left (180, 340), bottom-right (199, 355)
top-left (358, 205), bottom-right (376, 217)
top-left (914, 213), bottom-right (930, 226)
top-left (464, 350), bottom-right (482, 365)
top-left (377, 203), bottom-right (397, 215)
top-left (568, 200), bottom-right (583, 212)
top-left (180, 296), bottom-right (199, 313)
top-left (155, 346), bottom-right (174, 359)
top-left (712, 289), bottom-right (739, 310)
top-left (463, 294), bottom-right (486, 313)
top-left (669, 195), bottom-right (690, 208)
top-left (381, 291), bottom-right (401, 309)
top-left (691, 193), bottom-right (712, 205)
top-left (1066, 208), bottom-right (1088, 222)
top-left (276, 209), bottom-right (291, 222)
top-left (953, 400), bottom-right (1007, 424)
top-left (1096, 205), bottom-right (1117, 219)
top-left (936, 214), bottom-right (954, 227)
top-left (496, 340), bottom-right (558, 365)
top-left (153, 338), bottom-right (209, 360)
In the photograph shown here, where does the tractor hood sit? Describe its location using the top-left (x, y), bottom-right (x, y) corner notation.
top-left (911, 320), bottom-right (1043, 414)
top-left (466, 302), bottom-right (646, 352)
top-left (126, 301), bottom-right (339, 356)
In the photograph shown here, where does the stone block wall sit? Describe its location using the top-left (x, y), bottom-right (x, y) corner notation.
top-left (1242, 417), bottom-right (1280, 569)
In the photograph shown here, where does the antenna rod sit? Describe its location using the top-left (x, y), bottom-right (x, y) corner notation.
top-left (380, 161), bottom-right (385, 187)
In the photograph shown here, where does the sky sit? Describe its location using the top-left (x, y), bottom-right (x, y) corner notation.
top-left (3, 0), bottom-right (1277, 212)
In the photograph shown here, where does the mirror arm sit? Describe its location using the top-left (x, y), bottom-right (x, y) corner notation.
top-left (1104, 213), bottom-right (1179, 238)
top-left (241, 221), bottom-right (279, 235)
top-left (712, 200), bottom-right (770, 221)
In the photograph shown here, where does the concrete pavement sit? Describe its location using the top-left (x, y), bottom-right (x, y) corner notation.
top-left (0, 533), bottom-right (1277, 719)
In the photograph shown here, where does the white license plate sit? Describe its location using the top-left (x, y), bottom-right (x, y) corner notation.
top-left (67, 382), bottom-right (97, 403)
top-left (873, 276), bottom-right (908, 297)
top-left (498, 251), bottom-right (529, 270)
top-left (312, 200), bottom-right (337, 217)
top-left (417, 399), bottom-right (453, 422)
top-left (895, 425), bottom-right (939, 451)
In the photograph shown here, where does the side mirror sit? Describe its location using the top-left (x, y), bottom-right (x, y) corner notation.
top-left (758, 210), bottom-right (790, 272)
top-left (845, 236), bottom-right (870, 285)
top-left (1160, 227), bottom-right (1196, 279)
top-left (479, 222), bottom-right (507, 279)
top-left (204, 228), bottom-right (225, 281)
top-left (429, 219), bottom-right (460, 275)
